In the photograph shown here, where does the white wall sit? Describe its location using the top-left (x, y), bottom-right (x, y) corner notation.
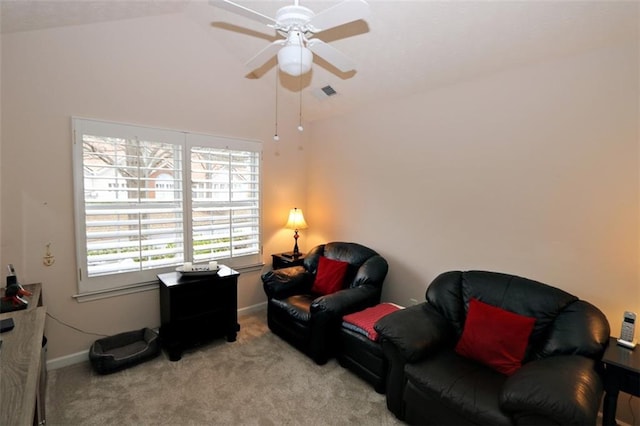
top-left (307, 42), bottom-right (639, 335)
top-left (0, 28), bottom-right (3, 271)
top-left (1, 4), bottom-right (638, 372)
top-left (0, 13), bottom-right (308, 359)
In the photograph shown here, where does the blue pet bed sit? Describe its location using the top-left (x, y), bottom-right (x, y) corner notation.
top-left (89, 327), bottom-right (160, 374)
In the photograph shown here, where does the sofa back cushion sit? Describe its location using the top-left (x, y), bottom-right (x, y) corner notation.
top-left (311, 256), bottom-right (349, 295)
top-left (455, 298), bottom-right (536, 375)
top-left (536, 299), bottom-right (609, 359)
top-left (304, 242), bottom-right (388, 290)
top-left (426, 270), bottom-right (608, 361)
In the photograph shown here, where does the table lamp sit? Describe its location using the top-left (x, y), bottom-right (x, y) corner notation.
top-left (284, 208), bottom-right (308, 258)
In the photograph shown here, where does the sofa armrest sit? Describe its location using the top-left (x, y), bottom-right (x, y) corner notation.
top-left (261, 266), bottom-right (312, 299)
top-left (309, 285), bottom-right (380, 350)
top-left (373, 303), bottom-right (454, 420)
top-left (375, 303), bottom-right (453, 362)
top-left (305, 285), bottom-right (380, 364)
top-left (500, 355), bottom-right (603, 426)
top-left (353, 255), bottom-right (389, 288)
top-left (311, 285), bottom-right (379, 317)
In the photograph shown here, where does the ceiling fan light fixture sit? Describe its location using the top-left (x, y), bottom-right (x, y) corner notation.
top-left (277, 44), bottom-right (312, 76)
top-left (214, 0), bottom-right (370, 77)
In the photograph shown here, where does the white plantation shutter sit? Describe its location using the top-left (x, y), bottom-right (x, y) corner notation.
top-left (73, 119), bottom-right (261, 297)
top-left (188, 137), bottom-right (261, 268)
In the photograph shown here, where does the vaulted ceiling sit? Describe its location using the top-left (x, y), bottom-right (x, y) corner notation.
top-left (2, 1), bottom-right (637, 122)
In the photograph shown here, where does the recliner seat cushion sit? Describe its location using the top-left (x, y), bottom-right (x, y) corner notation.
top-left (404, 349), bottom-right (512, 426)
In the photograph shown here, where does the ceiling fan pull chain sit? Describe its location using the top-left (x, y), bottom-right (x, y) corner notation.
top-left (298, 32), bottom-right (304, 132)
top-left (274, 70), bottom-right (280, 141)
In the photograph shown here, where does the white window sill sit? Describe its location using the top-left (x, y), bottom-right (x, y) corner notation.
top-left (73, 263), bottom-right (264, 303)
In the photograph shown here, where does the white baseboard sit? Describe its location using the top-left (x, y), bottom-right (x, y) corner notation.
top-left (238, 301), bottom-right (267, 316)
top-left (597, 409), bottom-right (634, 426)
top-left (47, 350), bottom-right (89, 370)
top-left (46, 302), bottom-right (268, 370)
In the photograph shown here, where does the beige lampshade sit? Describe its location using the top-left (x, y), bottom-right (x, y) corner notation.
top-left (285, 208), bottom-right (308, 230)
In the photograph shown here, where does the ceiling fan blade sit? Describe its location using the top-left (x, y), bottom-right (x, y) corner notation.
top-left (307, 39), bottom-right (356, 72)
top-left (209, 0), bottom-right (277, 26)
top-left (246, 40), bottom-right (286, 70)
top-left (307, 0), bottom-right (370, 32)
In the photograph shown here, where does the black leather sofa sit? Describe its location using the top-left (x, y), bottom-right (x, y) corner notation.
top-left (375, 270), bottom-right (610, 426)
top-left (262, 242), bottom-right (388, 364)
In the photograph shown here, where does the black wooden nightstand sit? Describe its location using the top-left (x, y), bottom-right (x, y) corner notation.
top-left (272, 253), bottom-right (305, 270)
top-left (157, 267), bottom-right (240, 361)
top-left (602, 337), bottom-right (640, 426)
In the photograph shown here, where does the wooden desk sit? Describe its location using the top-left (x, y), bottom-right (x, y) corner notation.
top-left (0, 283), bottom-right (46, 426)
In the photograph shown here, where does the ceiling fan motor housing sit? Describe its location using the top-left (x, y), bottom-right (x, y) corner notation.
top-left (275, 6), bottom-right (314, 31)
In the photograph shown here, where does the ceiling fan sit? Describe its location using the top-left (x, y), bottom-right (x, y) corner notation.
top-left (209, 0), bottom-right (371, 77)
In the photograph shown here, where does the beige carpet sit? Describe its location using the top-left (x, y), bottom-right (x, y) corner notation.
top-left (46, 310), bottom-right (402, 425)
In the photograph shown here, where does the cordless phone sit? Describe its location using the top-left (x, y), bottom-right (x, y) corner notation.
top-left (6, 264), bottom-right (17, 286)
top-left (617, 311), bottom-right (637, 349)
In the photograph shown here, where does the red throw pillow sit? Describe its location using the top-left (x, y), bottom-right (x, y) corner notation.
top-left (455, 298), bottom-right (536, 376)
top-left (311, 256), bottom-right (349, 295)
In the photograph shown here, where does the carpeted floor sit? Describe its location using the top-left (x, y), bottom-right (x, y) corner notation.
top-left (46, 310), bottom-right (402, 425)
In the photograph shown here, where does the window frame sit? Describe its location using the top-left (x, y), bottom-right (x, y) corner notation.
top-left (72, 118), bottom-right (263, 299)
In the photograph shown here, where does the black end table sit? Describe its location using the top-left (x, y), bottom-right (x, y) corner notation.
top-left (602, 337), bottom-right (640, 426)
top-left (158, 266), bottom-right (240, 361)
top-left (271, 253), bottom-right (305, 270)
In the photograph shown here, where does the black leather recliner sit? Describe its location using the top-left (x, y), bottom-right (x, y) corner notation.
top-left (375, 270), bottom-right (610, 426)
top-left (262, 242), bottom-right (389, 365)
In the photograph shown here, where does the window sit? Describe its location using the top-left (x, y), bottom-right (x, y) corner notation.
top-left (72, 118), bottom-right (262, 297)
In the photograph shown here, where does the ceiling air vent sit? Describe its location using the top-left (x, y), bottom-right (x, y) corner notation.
top-left (321, 85), bottom-right (337, 96)
top-left (312, 85), bottom-right (338, 100)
